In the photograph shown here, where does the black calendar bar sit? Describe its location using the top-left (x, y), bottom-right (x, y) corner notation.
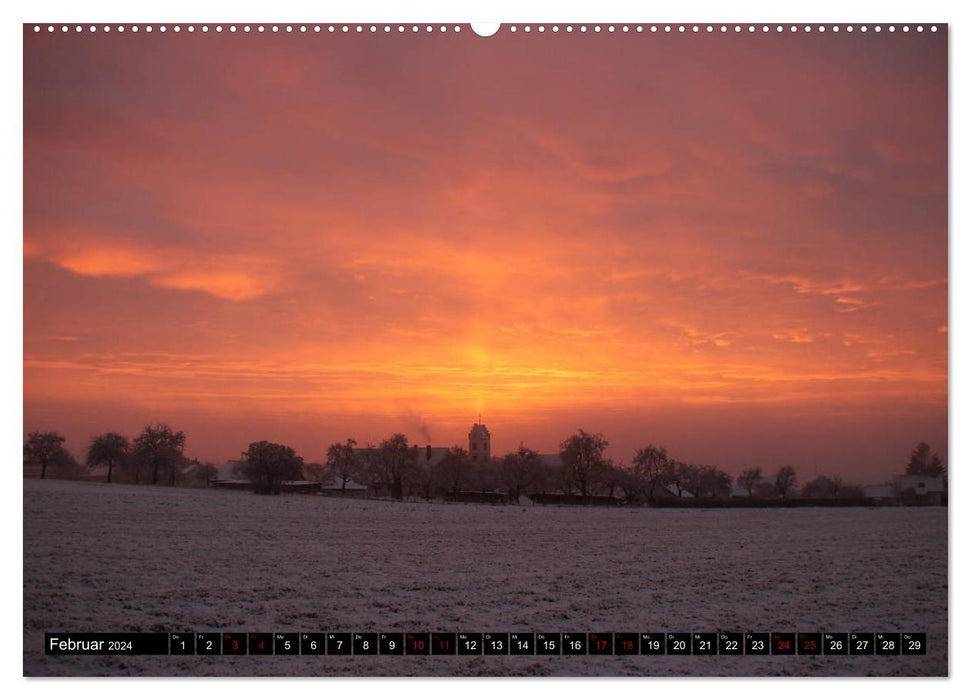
top-left (43, 632), bottom-right (927, 655)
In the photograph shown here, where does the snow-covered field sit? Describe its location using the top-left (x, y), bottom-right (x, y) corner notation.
top-left (23, 479), bottom-right (947, 676)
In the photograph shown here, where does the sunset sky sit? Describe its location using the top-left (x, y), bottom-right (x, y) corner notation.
top-left (23, 26), bottom-right (947, 482)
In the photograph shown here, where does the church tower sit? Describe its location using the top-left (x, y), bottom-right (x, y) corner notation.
top-left (468, 419), bottom-right (491, 462)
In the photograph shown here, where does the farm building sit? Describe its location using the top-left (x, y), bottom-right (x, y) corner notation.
top-left (893, 474), bottom-right (945, 505)
top-left (862, 475), bottom-right (945, 506)
top-left (210, 459), bottom-right (320, 494)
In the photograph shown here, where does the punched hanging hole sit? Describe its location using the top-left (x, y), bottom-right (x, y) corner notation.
top-left (470, 23), bottom-right (501, 37)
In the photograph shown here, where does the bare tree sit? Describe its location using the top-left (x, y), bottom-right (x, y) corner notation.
top-left (244, 440), bottom-right (304, 495)
top-left (736, 467), bottom-right (763, 498)
top-left (599, 459), bottom-right (625, 499)
top-left (379, 433), bottom-right (417, 500)
top-left (24, 431), bottom-right (72, 480)
top-left (684, 464), bottom-right (733, 499)
top-left (560, 429), bottom-right (609, 497)
top-left (85, 432), bottom-right (129, 483)
top-left (325, 438), bottom-right (361, 494)
top-left (131, 423), bottom-right (186, 486)
top-left (500, 446), bottom-right (539, 502)
top-left (774, 465), bottom-right (797, 499)
top-left (354, 444), bottom-right (384, 494)
top-left (670, 461), bottom-right (692, 497)
top-left (631, 444), bottom-right (671, 502)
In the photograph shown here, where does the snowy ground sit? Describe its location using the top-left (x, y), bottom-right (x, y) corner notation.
top-left (23, 479), bottom-right (947, 676)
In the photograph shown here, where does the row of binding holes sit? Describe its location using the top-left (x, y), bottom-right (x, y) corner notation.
top-left (32, 25), bottom-right (464, 33)
top-left (32, 24), bottom-right (939, 34)
top-left (508, 25), bottom-right (937, 33)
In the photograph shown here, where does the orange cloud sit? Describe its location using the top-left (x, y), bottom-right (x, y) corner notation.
top-left (151, 270), bottom-right (278, 302)
top-left (56, 246), bottom-right (161, 277)
top-left (26, 230), bottom-right (284, 301)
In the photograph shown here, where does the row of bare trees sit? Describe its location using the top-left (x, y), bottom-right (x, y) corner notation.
top-left (304, 434), bottom-right (556, 501)
top-left (735, 465), bottom-right (869, 500)
top-left (315, 430), bottom-right (874, 503)
top-left (310, 434), bottom-right (495, 501)
top-left (308, 430), bottom-right (736, 503)
top-left (557, 432), bottom-right (734, 503)
top-left (25, 426), bottom-right (885, 502)
top-left (23, 425), bottom-right (215, 487)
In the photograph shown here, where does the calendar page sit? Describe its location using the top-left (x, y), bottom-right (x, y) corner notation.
top-left (22, 18), bottom-right (947, 678)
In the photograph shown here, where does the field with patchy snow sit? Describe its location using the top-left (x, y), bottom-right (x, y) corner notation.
top-left (23, 479), bottom-right (947, 676)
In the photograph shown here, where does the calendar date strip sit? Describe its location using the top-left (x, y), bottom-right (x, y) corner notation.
top-left (45, 632), bottom-right (927, 656)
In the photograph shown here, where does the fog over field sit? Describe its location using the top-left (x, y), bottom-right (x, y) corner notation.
top-left (23, 479), bottom-right (947, 676)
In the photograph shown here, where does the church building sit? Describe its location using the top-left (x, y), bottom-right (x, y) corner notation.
top-left (468, 421), bottom-right (491, 462)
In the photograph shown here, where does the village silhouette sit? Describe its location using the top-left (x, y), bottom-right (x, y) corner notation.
top-left (23, 420), bottom-right (947, 508)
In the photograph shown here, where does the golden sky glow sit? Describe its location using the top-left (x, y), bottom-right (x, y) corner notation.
top-left (23, 28), bottom-right (947, 480)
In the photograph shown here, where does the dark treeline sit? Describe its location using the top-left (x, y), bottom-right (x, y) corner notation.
top-left (24, 426), bottom-right (942, 504)
top-left (304, 430), bottom-right (736, 503)
top-left (316, 430), bottom-right (878, 505)
top-left (23, 425), bottom-right (215, 488)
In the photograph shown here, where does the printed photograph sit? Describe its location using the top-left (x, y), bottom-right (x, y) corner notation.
top-left (23, 22), bottom-right (947, 676)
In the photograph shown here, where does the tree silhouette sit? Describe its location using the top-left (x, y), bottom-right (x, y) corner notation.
top-left (500, 446), bottom-right (539, 502)
top-left (670, 461), bottom-right (692, 497)
top-left (354, 444), bottom-right (384, 493)
top-left (244, 440), bottom-right (304, 495)
top-left (800, 474), bottom-right (864, 499)
top-left (684, 464), bottom-right (733, 499)
top-left (599, 459), bottom-right (624, 499)
top-left (379, 433), bottom-right (417, 500)
top-left (437, 446), bottom-right (472, 497)
top-left (85, 432), bottom-right (129, 483)
top-left (132, 424), bottom-right (186, 486)
top-left (774, 465), bottom-right (797, 499)
top-left (907, 442), bottom-right (945, 476)
top-left (325, 438), bottom-right (361, 494)
top-left (24, 431), bottom-right (71, 480)
top-left (560, 429), bottom-right (609, 497)
top-left (631, 444), bottom-right (671, 502)
top-left (737, 467), bottom-right (763, 497)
